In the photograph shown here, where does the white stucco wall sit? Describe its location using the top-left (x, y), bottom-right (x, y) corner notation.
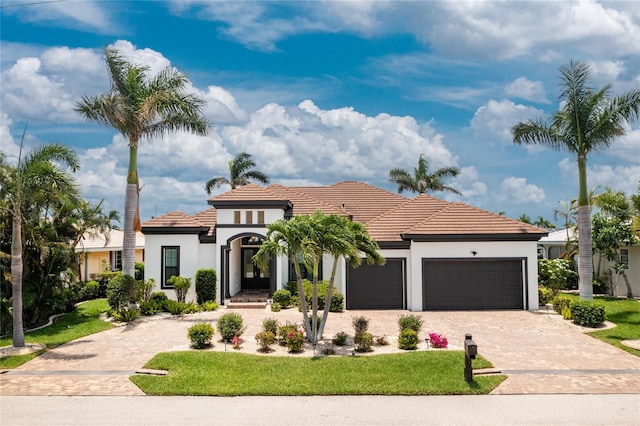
top-left (598, 246), bottom-right (640, 297)
top-left (408, 241), bottom-right (539, 311)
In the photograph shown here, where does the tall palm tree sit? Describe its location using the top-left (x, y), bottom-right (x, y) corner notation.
top-left (554, 200), bottom-right (578, 258)
top-left (512, 60), bottom-right (640, 301)
top-left (389, 153), bottom-right (461, 196)
top-left (205, 152), bottom-right (269, 194)
top-left (0, 140), bottom-right (80, 347)
top-left (76, 47), bottom-right (209, 277)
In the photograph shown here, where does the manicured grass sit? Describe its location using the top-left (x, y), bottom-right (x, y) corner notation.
top-left (131, 351), bottom-right (504, 396)
top-left (0, 299), bottom-right (112, 369)
top-left (562, 294), bottom-right (640, 357)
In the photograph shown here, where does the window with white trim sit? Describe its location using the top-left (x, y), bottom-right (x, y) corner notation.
top-left (162, 246), bottom-right (180, 288)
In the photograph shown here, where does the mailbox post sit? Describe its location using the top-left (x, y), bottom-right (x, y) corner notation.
top-left (464, 333), bottom-right (477, 382)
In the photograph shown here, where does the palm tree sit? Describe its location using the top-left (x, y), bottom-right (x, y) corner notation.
top-left (205, 152), bottom-right (269, 194)
top-left (0, 140), bottom-right (80, 347)
top-left (389, 153), bottom-right (461, 195)
top-left (512, 60), bottom-right (640, 301)
top-left (518, 214), bottom-right (532, 224)
top-left (76, 47), bottom-right (209, 277)
top-left (554, 200), bottom-right (578, 258)
top-left (533, 216), bottom-right (556, 230)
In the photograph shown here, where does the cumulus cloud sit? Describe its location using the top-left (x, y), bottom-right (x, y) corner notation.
top-left (498, 177), bottom-right (546, 204)
top-left (3, 0), bottom-right (118, 34)
top-left (505, 77), bottom-right (550, 104)
top-left (470, 99), bottom-right (545, 148)
top-left (559, 157), bottom-right (640, 197)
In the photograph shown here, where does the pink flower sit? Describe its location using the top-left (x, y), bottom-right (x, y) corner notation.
top-left (428, 332), bottom-right (448, 348)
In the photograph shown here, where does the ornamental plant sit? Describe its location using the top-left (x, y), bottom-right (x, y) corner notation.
top-left (398, 329), bottom-right (419, 350)
top-left (188, 323), bottom-right (214, 349)
top-left (354, 332), bottom-right (373, 353)
top-left (231, 335), bottom-right (244, 350)
top-left (255, 331), bottom-right (276, 352)
top-left (398, 314), bottom-right (423, 333)
top-left (285, 329), bottom-right (305, 352)
top-left (428, 332), bottom-right (448, 349)
top-left (352, 315), bottom-right (370, 333)
top-left (332, 331), bottom-right (348, 346)
top-left (217, 312), bottom-right (246, 341)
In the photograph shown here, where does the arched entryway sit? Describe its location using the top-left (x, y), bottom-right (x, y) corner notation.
top-left (222, 232), bottom-right (276, 301)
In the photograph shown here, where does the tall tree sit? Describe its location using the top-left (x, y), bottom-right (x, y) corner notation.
top-left (554, 200), bottom-right (578, 258)
top-left (512, 60), bottom-right (640, 300)
top-left (533, 216), bottom-right (556, 230)
top-left (76, 47), bottom-right (209, 277)
top-left (0, 141), bottom-right (80, 347)
top-left (592, 187), bottom-right (636, 297)
top-left (254, 211), bottom-right (383, 344)
top-left (389, 153), bottom-right (461, 195)
top-left (205, 152), bottom-right (269, 194)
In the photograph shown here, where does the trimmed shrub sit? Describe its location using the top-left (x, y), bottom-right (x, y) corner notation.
top-left (354, 332), bottom-right (373, 353)
top-left (321, 292), bottom-right (344, 312)
top-left (552, 295), bottom-right (572, 315)
top-left (149, 291), bottom-right (169, 310)
top-left (195, 268), bottom-right (217, 304)
top-left (332, 331), bottom-right (348, 346)
top-left (398, 329), bottom-right (419, 350)
top-left (79, 280), bottom-right (101, 301)
top-left (278, 322), bottom-right (298, 345)
top-left (262, 317), bottom-right (279, 335)
top-left (284, 281), bottom-right (299, 295)
top-left (271, 302), bottom-right (281, 312)
top-left (352, 315), bottom-right (370, 333)
top-left (168, 276), bottom-right (191, 303)
top-left (217, 312), bottom-right (246, 341)
top-left (112, 307), bottom-right (140, 322)
top-left (106, 274), bottom-right (136, 310)
top-left (272, 289), bottom-right (291, 308)
top-left (300, 280), bottom-right (345, 312)
top-left (538, 286), bottom-right (553, 305)
top-left (188, 323), bottom-right (214, 349)
top-left (255, 331), bottom-right (276, 352)
top-left (375, 335), bottom-right (389, 346)
top-left (285, 329), bottom-right (305, 352)
top-left (398, 314), bottom-right (423, 333)
top-left (570, 300), bottom-right (606, 327)
top-left (562, 305), bottom-right (572, 320)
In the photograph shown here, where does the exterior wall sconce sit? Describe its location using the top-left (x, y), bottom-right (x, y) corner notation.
top-left (471, 251), bottom-right (478, 256)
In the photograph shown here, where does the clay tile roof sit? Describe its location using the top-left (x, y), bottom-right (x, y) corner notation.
top-left (405, 200), bottom-right (548, 238)
top-left (365, 194), bottom-right (450, 241)
top-left (142, 211), bottom-right (205, 229)
top-left (294, 181), bottom-right (407, 223)
top-left (267, 184), bottom-right (346, 216)
top-left (192, 208), bottom-right (217, 237)
top-left (207, 183), bottom-right (289, 203)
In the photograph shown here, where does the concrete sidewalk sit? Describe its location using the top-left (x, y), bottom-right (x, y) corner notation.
top-left (1, 308), bottom-right (640, 395)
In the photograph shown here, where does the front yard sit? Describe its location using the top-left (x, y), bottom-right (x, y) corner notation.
top-left (131, 350), bottom-right (504, 395)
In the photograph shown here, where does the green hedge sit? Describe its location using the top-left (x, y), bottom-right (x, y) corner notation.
top-left (195, 268), bottom-right (217, 304)
top-left (570, 300), bottom-right (606, 327)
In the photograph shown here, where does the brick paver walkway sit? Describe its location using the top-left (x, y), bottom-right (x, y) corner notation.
top-left (1, 308), bottom-right (639, 395)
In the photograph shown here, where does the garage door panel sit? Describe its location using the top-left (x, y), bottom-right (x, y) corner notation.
top-left (423, 259), bottom-right (524, 310)
top-left (347, 259), bottom-right (404, 310)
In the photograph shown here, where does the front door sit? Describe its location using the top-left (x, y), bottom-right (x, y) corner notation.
top-left (241, 248), bottom-right (270, 290)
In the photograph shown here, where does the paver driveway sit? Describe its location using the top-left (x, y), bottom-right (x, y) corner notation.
top-left (1, 308), bottom-right (639, 395)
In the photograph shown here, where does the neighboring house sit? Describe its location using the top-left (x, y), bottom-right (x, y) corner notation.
top-left (539, 228), bottom-right (639, 297)
top-left (75, 229), bottom-right (145, 281)
top-left (142, 181), bottom-right (548, 311)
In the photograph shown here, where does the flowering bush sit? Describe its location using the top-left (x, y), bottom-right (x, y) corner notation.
top-left (231, 335), bottom-right (244, 350)
top-left (285, 329), bottom-right (305, 352)
top-left (428, 333), bottom-right (448, 348)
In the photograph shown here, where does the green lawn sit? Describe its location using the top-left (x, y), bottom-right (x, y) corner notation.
top-left (0, 298), bottom-right (112, 369)
top-left (131, 351), bottom-right (504, 396)
top-left (563, 294), bottom-right (640, 357)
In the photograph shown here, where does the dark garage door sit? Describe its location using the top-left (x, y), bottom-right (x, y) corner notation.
top-left (422, 259), bottom-right (524, 310)
top-left (347, 259), bottom-right (405, 310)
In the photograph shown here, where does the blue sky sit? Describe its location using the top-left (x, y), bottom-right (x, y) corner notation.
top-left (1, 0), bottom-right (639, 224)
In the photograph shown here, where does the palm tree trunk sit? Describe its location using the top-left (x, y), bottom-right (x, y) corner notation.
top-left (122, 144), bottom-right (138, 277)
top-left (317, 256), bottom-right (339, 339)
top-left (577, 156), bottom-right (593, 300)
top-left (11, 214), bottom-right (25, 347)
top-left (293, 261), bottom-right (312, 338)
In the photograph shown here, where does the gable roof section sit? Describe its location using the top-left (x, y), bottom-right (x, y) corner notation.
top-left (294, 181), bottom-right (407, 223)
top-left (403, 199), bottom-right (548, 241)
top-left (207, 183), bottom-right (293, 210)
top-left (142, 211), bottom-right (209, 234)
top-left (75, 229), bottom-right (145, 252)
top-left (267, 184), bottom-right (347, 216)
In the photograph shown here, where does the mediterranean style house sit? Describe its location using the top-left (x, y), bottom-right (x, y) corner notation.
top-left (539, 228), bottom-right (639, 297)
top-left (75, 230), bottom-right (145, 281)
top-left (142, 181), bottom-right (548, 311)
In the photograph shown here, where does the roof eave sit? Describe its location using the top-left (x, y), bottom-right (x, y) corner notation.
top-left (208, 200), bottom-right (293, 210)
top-left (141, 226), bottom-right (209, 235)
top-left (402, 233), bottom-right (548, 242)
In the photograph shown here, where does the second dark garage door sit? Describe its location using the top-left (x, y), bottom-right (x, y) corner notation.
top-left (347, 258), bottom-right (405, 310)
top-left (422, 259), bottom-right (524, 310)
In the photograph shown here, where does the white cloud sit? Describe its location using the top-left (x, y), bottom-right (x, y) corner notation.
top-left (453, 166), bottom-right (488, 200)
top-left (498, 177), bottom-right (546, 204)
top-left (3, 0), bottom-right (118, 34)
top-left (470, 99), bottom-right (545, 148)
top-left (505, 77), bottom-right (550, 104)
top-left (559, 157), bottom-right (639, 197)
